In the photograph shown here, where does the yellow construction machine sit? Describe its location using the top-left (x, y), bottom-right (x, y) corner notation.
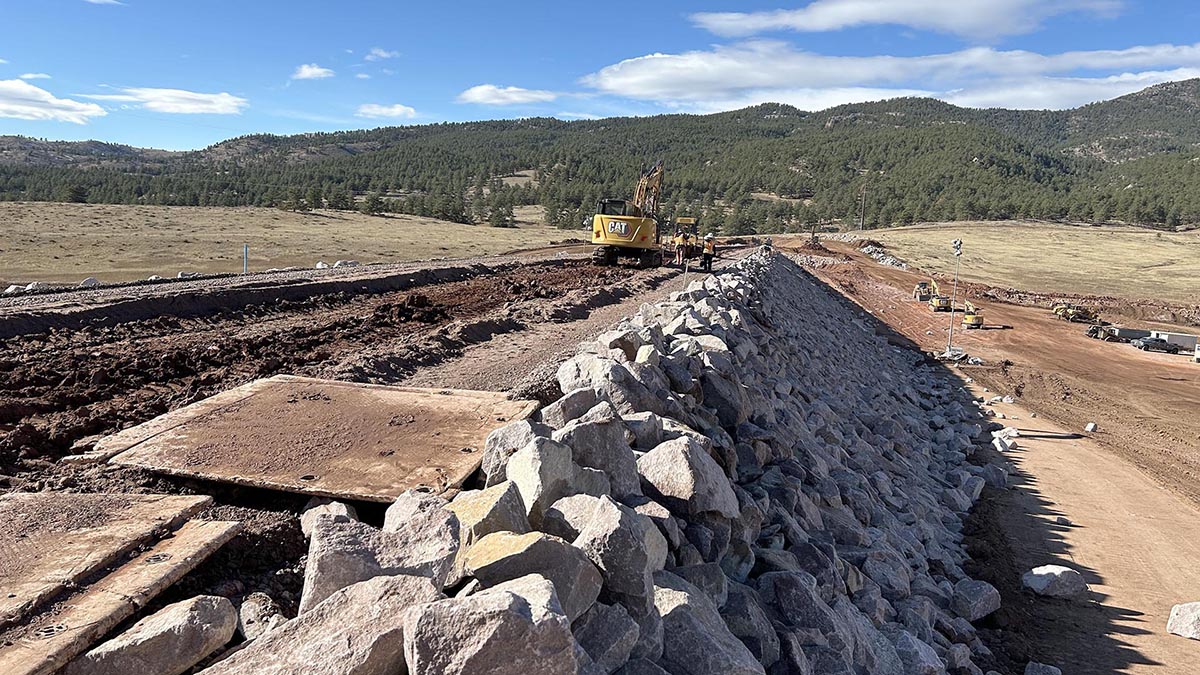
top-left (591, 162), bottom-right (665, 267)
top-left (928, 280), bottom-right (952, 312)
top-left (962, 301), bottom-right (984, 329)
top-left (913, 281), bottom-right (932, 302)
top-left (1052, 302), bottom-right (1099, 324)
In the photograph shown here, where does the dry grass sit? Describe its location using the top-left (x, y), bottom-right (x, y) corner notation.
top-left (870, 221), bottom-right (1200, 304)
top-left (0, 202), bottom-right (569, 285)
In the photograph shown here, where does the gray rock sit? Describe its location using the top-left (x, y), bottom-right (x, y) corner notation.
top-left (236, 592), bottom-right (284, 641)
top-left (553, 417), bottom-right (642, 499)
top-left (637, 437), bottom-right (739, 519)
top-left (574, 496), bottom-right (658, 616)
top-left (756, 571), bottom-right (839, 637)
top-left (674, 563), bottom-right (729, 609)
top-left (300, 498), bottom-right (358, 537)
top-left (543, 493), bottom-right (605, 541)
top-left (402, 574), bottom-right (578, 674)
top-left (381, 489), bottom-right (451, 534)
top-left (1021, 565), bottom-right (1088, 598)
top-left (1024, 663), bottom-right (1063, 675)
top-left (574, 602), bottom-right (641, 674)
top-left (448, 481), bottom-right (531, 545)
top-left (507, 437), bottom-right (576, 526)
top-left (891, 629), bottom-right (945, 674)
top-left (299, 509), bottom-right (458, 613)
top-left (952, 579), bottom-right (1001, 622)
top-left (623, 412), bottom-right (665, 450)
top-left (200, 574), bottom-right (441, 675)
top-left (1166, 601), bottom-right (1200, 640)
top-left (463, 530), bottom-right (602, 622)
top-left (482, 419), bottom-right (552, 486)
top-left (65, 595), bottom-right (236, 675)
top-left (653, 571), bottom-right (766, 674)
top-left (541, 387), bottom-right (601, 428)
top-left (617, 659), bottom-right (672, 675)
top-left (721, 582), bottom-right (781, 668)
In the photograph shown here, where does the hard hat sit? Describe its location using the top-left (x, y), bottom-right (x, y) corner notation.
top-left (705, 233), bottom-right (714, 240)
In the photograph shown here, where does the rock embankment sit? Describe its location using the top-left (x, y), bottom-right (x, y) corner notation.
top-left (75, 250), bottom-right (1005, 674)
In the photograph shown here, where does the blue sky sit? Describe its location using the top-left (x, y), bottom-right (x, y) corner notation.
top-left (3, 0), bottom-right (1200, 150)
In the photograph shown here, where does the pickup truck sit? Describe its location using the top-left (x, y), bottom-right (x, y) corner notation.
top-left (1131, 337), bottom-right (1182, 354)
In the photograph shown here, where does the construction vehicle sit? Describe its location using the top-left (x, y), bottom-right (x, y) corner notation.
top-left (912, 281), bottom-right (932, 302)
top-left (591, 162), bottom-right (665, 267)
top-left (1132, 336), bottom-right (1182, 354)
top-left (1085, 325), bottom-right (1151, 343)
top-left (928, 280), bottom-right (952, 312)
top-left (1052, 303), bottom-right (1099, 324)
top-left (962, 301), bottom-right (984, 329)
top-left (673, 217), bottom-right (700, 259)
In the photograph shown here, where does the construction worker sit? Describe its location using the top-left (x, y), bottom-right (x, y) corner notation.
top-left (673, 228), bottom-right (686, 266)
top-left (701, 233), bottom-right (717, 272)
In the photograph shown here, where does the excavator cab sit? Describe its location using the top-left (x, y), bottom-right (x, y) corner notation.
top-left (592, 162), bottom-right (665, 268)
top-left (913, 282), bottom-right (932, 302)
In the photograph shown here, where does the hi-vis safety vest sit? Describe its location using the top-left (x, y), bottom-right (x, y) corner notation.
top-left (703, 240), bottom-right (716, 254)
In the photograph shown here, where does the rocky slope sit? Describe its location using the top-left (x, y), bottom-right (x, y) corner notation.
top-left (64, 250), bottom-right (1016, 674)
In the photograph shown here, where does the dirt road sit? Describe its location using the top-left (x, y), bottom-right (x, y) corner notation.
top-left (967, 399), bottom-right (1200, 673)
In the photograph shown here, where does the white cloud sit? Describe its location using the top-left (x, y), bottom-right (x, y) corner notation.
top-left (355, 73), bottom-right (371, 80)
top-left (83, 87), bottom-right (248, 114)
top-left (556, 111), bottom-right (604, 120)
top-left (457, 84), bottom-right (558, 105)
top-left (18, 73), bottom-right (52, 80)
top-left (291, 63), bottom-right (335, 80)
top-left (692, 0), bottom-right (1123, 40)
top-left (365, 48), bottom-right (399, 61)
top-left (356, 103), bottom-right (417, 119)
top-left (582, 40), bottom-right (1200, 111)
top-left (0, 79), bottom-right (106, 124)
top-left (946, 67), bottom-right (1200, 109)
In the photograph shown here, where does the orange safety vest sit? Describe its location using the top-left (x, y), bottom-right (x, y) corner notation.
top-left (703, 240), bottom-right (716, 254)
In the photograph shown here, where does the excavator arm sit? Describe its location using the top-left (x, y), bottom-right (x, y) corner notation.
top-left (632, 161), bottom-right (664, 218)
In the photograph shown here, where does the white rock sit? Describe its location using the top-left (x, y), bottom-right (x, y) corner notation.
top-left (299, 497), bottom-right (358, 538)
top-left (1022, 565), bottom-right (1088, 597)
top-left (65, 596), bottom-right (236, 675)
top-left (636, 437), bottom-right (739, 519)
top-left (1085, 422), bottom-right (1098, 432)
top-left (463, 531), bottom-right (602, 622)
top-left (1167, 602), bottom-right (1200, 640)
top-left (79, 276), bottom-right (100, 288)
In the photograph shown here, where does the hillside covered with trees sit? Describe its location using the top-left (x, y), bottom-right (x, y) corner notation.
top-left (3, 80), bottom-right (1200, 233)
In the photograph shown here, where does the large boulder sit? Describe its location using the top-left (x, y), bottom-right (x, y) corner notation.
top-left (574, 602), bottom-right (641, 674)
top-left (482, 419), bottom-right (553, 486)
top-left (653, 571), bottom-right (765, 675)
top-left (299, 509), bottom-right (458, 613)
top-left (402, 574), bottom-right (578, 674)
top-left (199, 575), bottom-right (441, 675)
top-left (951, 579), bottom-right (1001, 622)
top-left (507, 437), bottom-right (576, 526)
top-left (720, 582), bottom-right (780, 668)
top-left (574, 496), bottom-right (659, 616)
top-left (1021, 565), bottom-right (1088, 598)
top-left (543, 493), bottom-right (605, 541)
top-left (636, 437), bottom-right (739, 519)
top-left (540, 388), bottom-right (600, 428)
top-left (1166, 602), bottom-right (1200, 640)
top-left (448, 481), bottom-right (531, 545)
top-left (65, 596), bottom-right (236, 675)
top-left (890, 629), bottom-right (945, 675)
top-left (553, 416), bottom-right (642, 499)
top-left (463, 531), bottom-right (602, 622)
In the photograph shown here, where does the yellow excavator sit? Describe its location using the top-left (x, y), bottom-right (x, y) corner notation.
top-left (928, 280), bottom-right (952, 312)
top-left (591, 161), bottom-right (665, 267)
top-left (962, 301), bottom-right (984, 329)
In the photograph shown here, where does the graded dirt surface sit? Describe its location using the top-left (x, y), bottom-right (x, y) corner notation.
top-left (965, 399), bottom-right (1200, 674)
top-left (791, 240), bottom-right (1200, 673)
top-left (0, 201), bottom-right (568, 285)
top-left (868, 220), bottom-right (1200, 304)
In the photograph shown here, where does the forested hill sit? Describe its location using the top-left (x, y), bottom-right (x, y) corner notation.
top-left (4, 79), bottom-right (1200, 231)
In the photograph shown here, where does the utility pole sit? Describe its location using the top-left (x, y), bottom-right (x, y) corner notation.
top-left (242, 244), bottom-right (249, 274)
top-left (858, 185), bottom-right (867, 231)
top-left (946, 239), bottom-right (963, 355)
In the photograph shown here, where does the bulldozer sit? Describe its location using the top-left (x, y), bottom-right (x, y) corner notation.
top-left (913, 281), bottom-right (932, 302)
top-left (928, 280), bottom-right (952, 312)
top-left (962, 301), bottom-right (984, 329)
top-left (591, 162), bottom-right (665, 267)
top-left (1052, 302), bottom-right (1099, 324)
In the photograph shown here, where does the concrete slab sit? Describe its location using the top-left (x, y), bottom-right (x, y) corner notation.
top-left (0, 519), bottom-right (241, 675)
top-left (106, 375), bottom-right (538, 502)
top-left (0, 493), bottom-right (211, 627)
